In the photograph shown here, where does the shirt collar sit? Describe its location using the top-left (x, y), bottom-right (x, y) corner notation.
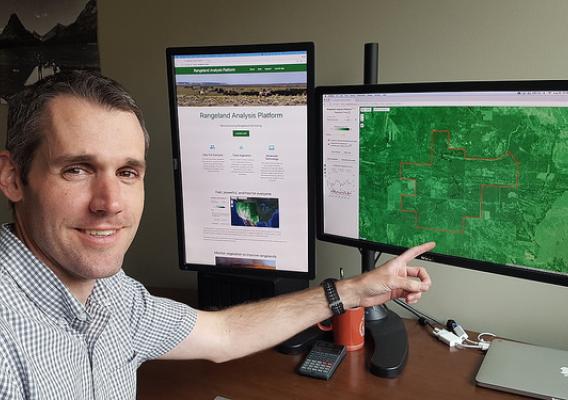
top-left (0, 223), bottom-right (108, 324)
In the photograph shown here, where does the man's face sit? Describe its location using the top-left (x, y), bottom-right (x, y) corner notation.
top-left (13, 95), bottom-right (146, 290)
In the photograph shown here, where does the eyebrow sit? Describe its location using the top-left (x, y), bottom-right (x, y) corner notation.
top-left (52, 154), bottom-right (147, 170)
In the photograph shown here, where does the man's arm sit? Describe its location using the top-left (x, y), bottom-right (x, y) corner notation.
top-left (161, 241), bottom-right (435, 363)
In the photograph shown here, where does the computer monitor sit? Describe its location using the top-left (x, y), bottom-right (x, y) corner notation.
top-left (165, 43), bottom-right (315, 286)
top-left (318, 80), bottom-right (568, 287)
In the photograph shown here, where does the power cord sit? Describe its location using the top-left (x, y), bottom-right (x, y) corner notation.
top-left (435, 319), bottom-right (493, 351)
top-left (390, 300), bottom-right (494, 351)
top-left (392, 298), bottom-right (442, 328)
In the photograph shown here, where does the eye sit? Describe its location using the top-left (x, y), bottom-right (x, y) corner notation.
top-left (117, 168), bottom-right (140, 180)
top-left (62, 165), bottom-right (90, 179)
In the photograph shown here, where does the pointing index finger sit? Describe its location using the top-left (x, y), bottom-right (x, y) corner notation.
top-left (398, 241), bottom-right (436, 263)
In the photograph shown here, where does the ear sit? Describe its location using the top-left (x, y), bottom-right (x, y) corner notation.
top-left (0, 151), bottom-right (24, 203)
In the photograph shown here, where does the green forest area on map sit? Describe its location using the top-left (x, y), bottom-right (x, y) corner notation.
top-left (359, 106), bottom-right (568, 273)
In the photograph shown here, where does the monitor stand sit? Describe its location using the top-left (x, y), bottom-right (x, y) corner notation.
top-left (197, 271), bottom-right (308, 310)
top-left (361, 249), bottom-right (409, 378)
top-left (360, 42), bottom-right (407, 377)
top-left (275, 249), bottom-right (409, 370)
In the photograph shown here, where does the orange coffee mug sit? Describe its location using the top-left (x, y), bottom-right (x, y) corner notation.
top-left (317, 307), bottom-right (365, 351)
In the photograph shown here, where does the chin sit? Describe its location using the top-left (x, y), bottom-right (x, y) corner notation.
top-left (94, 267), bottom-right (122, 279)
top-left (79, 258), bottom-right (124, 280)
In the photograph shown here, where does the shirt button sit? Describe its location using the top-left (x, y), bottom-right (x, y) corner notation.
top-left (77, 312), bottom-right (88, 321)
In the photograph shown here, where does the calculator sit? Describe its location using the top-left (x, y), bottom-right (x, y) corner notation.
top-left (297, 340), bottom-right (347, 380)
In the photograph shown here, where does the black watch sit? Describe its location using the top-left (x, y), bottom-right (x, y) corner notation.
top-left (321, 278), bottom-right (345, 315)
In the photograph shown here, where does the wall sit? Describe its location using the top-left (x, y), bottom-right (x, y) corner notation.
top-left (1, 0), bottom-right (567, 350)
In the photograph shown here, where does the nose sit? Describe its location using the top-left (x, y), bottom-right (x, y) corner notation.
top-left (89, 173), bottom-right (123, 215)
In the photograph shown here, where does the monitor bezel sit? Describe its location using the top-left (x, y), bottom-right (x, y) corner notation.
top-left (166, 42), bottom-right (316, 280)
top-left (316, 80), bottom-right (568, 287)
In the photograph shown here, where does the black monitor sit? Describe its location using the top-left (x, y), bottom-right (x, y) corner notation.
top-left (317, 80), bottom-right (568, 377)
top-left (166, 43), bottom-right (315, 306)
top-left (318, 80), bottom-right (568, 287)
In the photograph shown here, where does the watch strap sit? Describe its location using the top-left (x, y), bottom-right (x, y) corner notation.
top-left (321, 278), bottom-right (344, 315)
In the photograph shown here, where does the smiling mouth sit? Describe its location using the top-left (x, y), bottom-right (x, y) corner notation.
top-left (80, 229), bottom-right (118, 237)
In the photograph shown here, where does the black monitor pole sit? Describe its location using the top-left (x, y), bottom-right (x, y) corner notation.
top-left (362, 43), bottom-right (409, 378)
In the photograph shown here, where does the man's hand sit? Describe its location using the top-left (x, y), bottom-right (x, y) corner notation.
top-left (341, 242), bottom-right (435, 308)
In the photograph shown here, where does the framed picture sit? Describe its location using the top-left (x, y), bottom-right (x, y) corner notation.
top-left (0, 0), bottom-right (100, 102)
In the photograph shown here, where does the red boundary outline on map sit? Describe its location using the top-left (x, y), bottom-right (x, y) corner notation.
top-left (399, 129), bottom-right (521, 234)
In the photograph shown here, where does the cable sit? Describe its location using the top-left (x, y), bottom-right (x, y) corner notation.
top-left (396, 308), bottom-right (494, 351)
top-left (478, 332), bottom-right (497, 342)
top-left (418, 317), bottom-right (437, 329)
top-left (367, 248), bottom-right (494, 352)
top-left (393, 298), bottom-right (443, 326)
top-left (457, 342), bottom-right (491, 351)
top-left (432, 328), bottom-right (462, 347)
top-left (444, 320), bottom-right (495, 351)
top-left (447, 319), bottom-right (468, 341)
top-left (373, 251), bottom-right (383, 264)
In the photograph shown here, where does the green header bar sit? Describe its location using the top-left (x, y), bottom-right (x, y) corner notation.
top-left (175, 63), bottom-right (306, 75)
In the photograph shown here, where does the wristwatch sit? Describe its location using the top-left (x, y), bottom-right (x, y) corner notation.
top-left (321, 278), bottom-right (345, 315)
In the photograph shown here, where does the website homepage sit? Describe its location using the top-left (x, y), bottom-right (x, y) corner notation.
top-left (174, 51), bottom-right (308, 272)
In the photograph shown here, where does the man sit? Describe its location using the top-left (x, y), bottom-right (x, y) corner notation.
top-left (0, 71), bottom-right (434, 399)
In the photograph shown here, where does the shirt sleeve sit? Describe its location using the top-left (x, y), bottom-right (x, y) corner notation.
top-left (115, 272), bottom-right (198, 363)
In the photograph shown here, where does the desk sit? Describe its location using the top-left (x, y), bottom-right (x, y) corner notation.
top-left (137, 319), bottom-right (524, 399)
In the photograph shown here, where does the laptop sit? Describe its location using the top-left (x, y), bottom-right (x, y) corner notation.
top-left (475, 339), bottom-right (568, 399)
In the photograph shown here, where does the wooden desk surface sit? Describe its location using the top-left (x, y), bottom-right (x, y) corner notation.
top-left (137, 319), bottom-right (524, 400)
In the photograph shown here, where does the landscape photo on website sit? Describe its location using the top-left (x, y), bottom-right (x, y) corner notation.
top-left (175, 69), bottom-right (306, 107)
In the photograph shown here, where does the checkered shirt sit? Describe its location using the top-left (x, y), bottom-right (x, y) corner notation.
top-left (0, 224), bottom-right (197, 399)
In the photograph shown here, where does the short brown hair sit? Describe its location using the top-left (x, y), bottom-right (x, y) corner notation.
top-left (6, 70), bottom-right (150, 184)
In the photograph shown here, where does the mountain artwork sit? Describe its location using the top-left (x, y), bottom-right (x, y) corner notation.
top-left (0, 0), bottom-right (99, 102)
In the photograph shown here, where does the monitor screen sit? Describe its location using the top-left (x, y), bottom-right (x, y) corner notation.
top-left (318, 81), bottom-right (568, 286)
top-left (166, 42), bottom-right (315, 278)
